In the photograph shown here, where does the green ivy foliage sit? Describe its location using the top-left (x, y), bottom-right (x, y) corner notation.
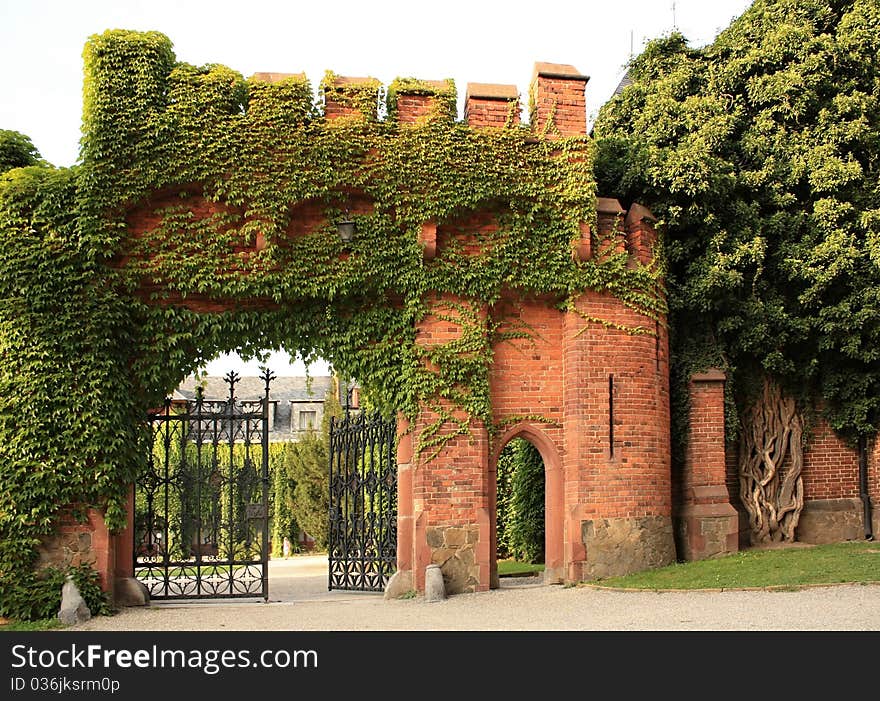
top-left (0, 28), bottom-right (662, 617)
top-left (0, 563), bottom-right (110, 622)
top-left (0, 165), bottom-right (142, 618)
top-left (593, 0), bottom-right (880, 445)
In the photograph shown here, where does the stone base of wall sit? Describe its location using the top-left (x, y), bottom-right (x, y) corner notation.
top-left (36, 508), bottom-right (113, 592)
top-left (674, 501), bottom-right (739, 561)
top-left (797, 498), bottom-right (868, 544)
top-left (580, 515), bottom-right (675, 580)
top-left (37, 531), bottom-right (97, 571)
top-left (427, 525), bottom-right (480, 594)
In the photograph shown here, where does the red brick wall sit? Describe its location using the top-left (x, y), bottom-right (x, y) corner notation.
top-left (395, 94), bottom-right (438, 123)
top-left (464, 83), bottom-right (520, 129)
top-left (411, 294), bottom-right (489, 508)
top-left (489, 297), bottom-right (565, 439)
top-left (683, 372), bottom-right (727, 495)
top-left (562, 290), bottom-right (671, 520)
top-left (803, 416), bottom-right (860, 500)
top-left (871, 436), bottom-right (880, 508)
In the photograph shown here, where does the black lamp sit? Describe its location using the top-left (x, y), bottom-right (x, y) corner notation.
top-left (337, 218), bottom-right (356, 244)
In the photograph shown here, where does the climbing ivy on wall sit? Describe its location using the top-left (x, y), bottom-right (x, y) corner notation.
top-left (0, 28), bottom-right (664, 617)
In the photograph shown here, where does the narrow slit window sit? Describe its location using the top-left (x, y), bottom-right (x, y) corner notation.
top-left (655, 320), bottom-right (660, 370)
top-left (609, 374), bottom-right (614, 457)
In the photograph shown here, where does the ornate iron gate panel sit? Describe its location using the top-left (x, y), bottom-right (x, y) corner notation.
top-left (134, 370), bottom-right (273, 600)
top-left (328, 410), bottom-right (398, 591)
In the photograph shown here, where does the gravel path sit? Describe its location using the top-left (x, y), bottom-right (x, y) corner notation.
top-left (69, 555), bottom-right (880, 631)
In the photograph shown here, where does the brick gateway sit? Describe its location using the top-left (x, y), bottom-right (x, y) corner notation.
top-left (39, 59), bottom-right (878, 603)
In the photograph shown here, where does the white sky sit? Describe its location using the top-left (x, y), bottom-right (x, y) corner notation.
top-left (1, 0), bottom-right (753, 376)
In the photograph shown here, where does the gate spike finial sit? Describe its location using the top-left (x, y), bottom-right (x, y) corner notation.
top-left (224, 370), bottom-right (240, 403)
top-left (260, 366), bottom-right (276, 393)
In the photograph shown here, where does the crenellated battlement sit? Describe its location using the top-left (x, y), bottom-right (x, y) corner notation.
top-left (245, 61), bottom-right (589, 133)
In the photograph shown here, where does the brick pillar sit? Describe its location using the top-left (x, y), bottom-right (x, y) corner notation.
top-left (596, 197), bottom-right (627, 258)
top-left (407, 294), bottom-right (491, 594)
top-left (624, 203), bottom-right (658, 265)
top-left (676, 369), bottom-right (739, 560)
top-left (395, 414), bottom-right (415, 592)
top-left (464, 83), bottom-right (520, 128)
top-left (322, 75), bottom-right (380, 120)
top-left (109, 485), bottom-right (148, 606)
top-left (391, 79), bottom-right (456, 124)
top-left (529, 62), bottom-right (589, 138)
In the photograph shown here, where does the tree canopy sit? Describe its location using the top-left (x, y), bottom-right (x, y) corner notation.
top-left (0, 130), bottom-right (45, 172)
top-left (594, 0), bottom-right (880, 443)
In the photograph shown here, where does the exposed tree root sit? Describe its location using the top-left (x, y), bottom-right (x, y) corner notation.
top-left (739, 378), bottom-right (804, 544)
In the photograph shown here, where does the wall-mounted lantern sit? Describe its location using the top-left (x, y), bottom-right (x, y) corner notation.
top-left (336, 218), bottom-right (356, 244)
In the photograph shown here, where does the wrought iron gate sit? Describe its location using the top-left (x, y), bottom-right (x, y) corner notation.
top-left (134, 370), bottom-right (273, 600)
top-left (328, 410), bottom-right (398, 591)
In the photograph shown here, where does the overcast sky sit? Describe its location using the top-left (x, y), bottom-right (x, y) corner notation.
top-left (1, 0), bottom-right (753, 375)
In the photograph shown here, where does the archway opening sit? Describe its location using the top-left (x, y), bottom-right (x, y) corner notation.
top-left (191, 348), bottom-right (338, 564)
top-left (495, 437), bottom-right (546, 586)
top-left (132, 342), bottom-right (391, 602)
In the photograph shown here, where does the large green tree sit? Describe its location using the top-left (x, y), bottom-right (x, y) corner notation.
top-left (593, 0), bottom-right (880, 543)
top-left (0, 130), bottom-right (45, 172)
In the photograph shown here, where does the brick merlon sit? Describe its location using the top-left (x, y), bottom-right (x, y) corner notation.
top-left (251, 72), bottom-right (307, 83)
top-left (465, 83), bottom-right (519, 101)
top-left (532, 62), bottom-right (590, 83)
top-left (596, 197), bottom-right (625, 215)
top-left (325, 76), bottom-right (380, 89)
top-left (691, 368), bottom-right (727, 382)
top-left (624, 203), bottom-right (657, 227)
top-left (395, 79), bottom-right (453, 94)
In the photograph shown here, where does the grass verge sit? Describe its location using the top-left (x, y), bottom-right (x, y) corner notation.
top-left (587, 541), bottom-right (880, 590)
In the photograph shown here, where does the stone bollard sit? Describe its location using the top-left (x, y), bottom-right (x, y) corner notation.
top-left (58, 575), bottom-right (91, 625)
top-left (424, 564), bottom-right (446, 602)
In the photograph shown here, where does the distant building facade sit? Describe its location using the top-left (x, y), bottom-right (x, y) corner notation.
top-left (175, 375), bottom-right (336, 442)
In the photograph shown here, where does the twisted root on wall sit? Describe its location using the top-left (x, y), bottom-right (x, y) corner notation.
top-left (739, 379), bottom-right (804, 544)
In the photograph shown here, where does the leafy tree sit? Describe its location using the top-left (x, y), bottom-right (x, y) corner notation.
top-left (593, 0), bottom-right (880, 543)
top-left (286, 391), bottom-right (344, 550)
top-left (0, 130), bottom-right (45, 172)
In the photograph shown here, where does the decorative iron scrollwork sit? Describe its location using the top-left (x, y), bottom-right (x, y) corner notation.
top-left (134, 369), bottom-right (273, 600)
top-left (328, 410), bottom-right (398, 592)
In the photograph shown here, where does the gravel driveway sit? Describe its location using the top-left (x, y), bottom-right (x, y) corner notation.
top-left (69, 555), bottom-right (880, 632)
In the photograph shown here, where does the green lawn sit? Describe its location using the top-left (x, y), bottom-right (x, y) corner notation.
top-left (498, 559), bottom-right (545, 577)
top-left (587, 541), bottom-right (880, 590)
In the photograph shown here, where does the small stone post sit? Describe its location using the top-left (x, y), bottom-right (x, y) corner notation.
top-left (424, 564), bottom-right (446, 602)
